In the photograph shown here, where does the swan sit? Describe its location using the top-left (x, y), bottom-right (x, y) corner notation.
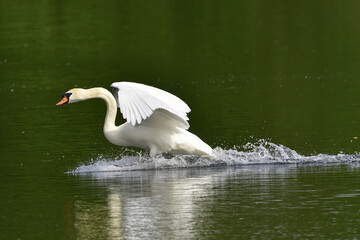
top-left (56, 82), bottom-right (213, 157)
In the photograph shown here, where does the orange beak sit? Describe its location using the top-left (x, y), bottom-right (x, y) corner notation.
top-left (56, 96), bottom-right (69, 106)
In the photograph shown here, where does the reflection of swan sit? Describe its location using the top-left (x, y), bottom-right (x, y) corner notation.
top-left (56, 82), bottom-right (212, 157)
top-left (70, 165), bottom-right (298, 239)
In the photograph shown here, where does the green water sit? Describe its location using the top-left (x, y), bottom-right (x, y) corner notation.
top-left (1, 1), bottom-right (360, 239)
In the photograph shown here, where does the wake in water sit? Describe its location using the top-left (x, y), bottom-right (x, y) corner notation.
top-left (70, 140), bottom-right (360, 173)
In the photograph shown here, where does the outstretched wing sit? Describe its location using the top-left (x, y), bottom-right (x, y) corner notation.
top-left (110, 82), bottom-right (191, 129)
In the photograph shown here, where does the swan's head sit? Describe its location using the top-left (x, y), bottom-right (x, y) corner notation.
top-left (56, 88), bottom-right (87, 106)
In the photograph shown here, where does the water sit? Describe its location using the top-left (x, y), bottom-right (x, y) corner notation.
top-left (2, 0), bottom-right (360, 239)
top-left (66, 164), bottom-right (360, 240)
top-left (70, 140), bottom-right (360, 173)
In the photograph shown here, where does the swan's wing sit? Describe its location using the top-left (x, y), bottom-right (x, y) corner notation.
top-left (110, 82), bottom-right (191, 129)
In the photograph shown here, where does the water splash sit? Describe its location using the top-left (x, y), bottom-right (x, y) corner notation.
top-left (69, 140), bottom-right (360, 173)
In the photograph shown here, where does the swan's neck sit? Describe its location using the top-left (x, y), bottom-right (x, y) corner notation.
top-left (84, 87), bottom-right (118, 132)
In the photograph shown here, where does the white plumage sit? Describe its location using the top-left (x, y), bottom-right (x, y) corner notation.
top-left (56, 82), bottom-right (213, 157)
top-left (111, 82), bottom-right (190, 129)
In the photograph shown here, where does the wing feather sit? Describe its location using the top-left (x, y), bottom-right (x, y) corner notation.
top-left (118, 94), bottom-right (124, 115)
top-left (132, 95), bottom-right (149, 119)
top-left (123, 95), bottom-right (128, 118)
top-left (129, 93), bottom-right (142, 125)
top-left (110, 82), bottom-right (191, 129)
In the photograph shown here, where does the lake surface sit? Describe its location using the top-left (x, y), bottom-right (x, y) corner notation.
top-left (1, 0), bottom-right (360, 239)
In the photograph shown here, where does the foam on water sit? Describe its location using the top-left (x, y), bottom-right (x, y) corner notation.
top-left (69, 140), bottom-right (360, 173)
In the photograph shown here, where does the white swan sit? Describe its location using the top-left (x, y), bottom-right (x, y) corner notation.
top-left (56, 82), bottom-right (212, 157)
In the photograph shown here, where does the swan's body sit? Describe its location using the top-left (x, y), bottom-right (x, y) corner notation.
top-left (56, 82), bottom-right (212, 157)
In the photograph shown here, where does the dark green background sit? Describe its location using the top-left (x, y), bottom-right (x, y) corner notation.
top-left (1, 1), bottom-right (360, 239)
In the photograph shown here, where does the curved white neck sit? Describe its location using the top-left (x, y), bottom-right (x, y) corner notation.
top-left (84, 87), bottom-right (118, 132)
